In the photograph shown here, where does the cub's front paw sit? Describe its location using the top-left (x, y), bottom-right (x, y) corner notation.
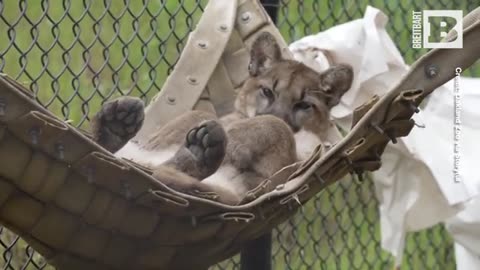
top-left (91, 96), bottom-right (145, 152)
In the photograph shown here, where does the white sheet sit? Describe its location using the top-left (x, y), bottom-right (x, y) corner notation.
top-left (289, 6), bottom-right (480, 268)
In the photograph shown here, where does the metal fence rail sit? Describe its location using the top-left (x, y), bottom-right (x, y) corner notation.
top-left (0, 0), bottom-right (478, 269)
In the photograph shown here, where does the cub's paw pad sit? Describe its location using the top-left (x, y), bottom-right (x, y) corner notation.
top-left (185, 120), bottom-right (226, 167)
top-left (99, 96), bottom-right (145, 139)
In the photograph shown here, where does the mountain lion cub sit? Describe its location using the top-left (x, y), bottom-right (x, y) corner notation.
top-left (91, 32), bottom-right (353, 205)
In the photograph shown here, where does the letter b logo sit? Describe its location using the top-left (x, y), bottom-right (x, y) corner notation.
top-left (423, 10), bottom-right (463, 49)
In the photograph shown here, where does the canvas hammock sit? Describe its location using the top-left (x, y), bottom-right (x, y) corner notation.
top-left (0, 0), bottom-right (479, 269)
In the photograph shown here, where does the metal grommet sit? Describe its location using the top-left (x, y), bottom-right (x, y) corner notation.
top-left (167, 95), bottom-right (176, 105)
top-left (197, 40), bottom-right (208, 49)
top-left (425, 64), bottom-right (439, 78)
top-left (55, 143), bottom-right (65, 160)
top-left (28, 127), bottom-right (41, 145)
top-left (218, 24), bottom-right (228, 32)
top-left (240, 12), bottom-right (251, 23)
top-left (187, 76), bottom-right (198, 85)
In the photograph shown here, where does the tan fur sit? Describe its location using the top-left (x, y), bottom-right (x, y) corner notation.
top-left (119, 114), bottom-right (296, 205)
top-left (94, 32), bottom-right (353, 205)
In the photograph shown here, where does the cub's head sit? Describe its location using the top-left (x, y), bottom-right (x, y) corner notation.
top-left (235, 32), bottom-right (353, 136)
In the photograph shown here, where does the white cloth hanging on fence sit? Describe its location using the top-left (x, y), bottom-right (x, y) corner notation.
top-left (289, 5), bottom-right (480, 269)
top-left (447, 196), bottom-right (480, 269)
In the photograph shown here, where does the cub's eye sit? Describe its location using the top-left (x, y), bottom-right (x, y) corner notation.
top-left (295, 101), bottom-right (313, 110)
top-left (261, 86), bottom-right (274, 99)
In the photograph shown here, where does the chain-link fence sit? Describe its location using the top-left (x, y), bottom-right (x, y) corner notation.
top-left (0, 0), bottom-right (478, 269)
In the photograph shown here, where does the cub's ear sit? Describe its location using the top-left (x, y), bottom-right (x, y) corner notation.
top-left (319, 64), bottom-right (354, 108)
top-left (248, 32), bottom-right (282, 76)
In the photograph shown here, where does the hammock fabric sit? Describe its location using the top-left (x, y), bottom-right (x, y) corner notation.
top-left (0, 0), bottom-right (479, 269)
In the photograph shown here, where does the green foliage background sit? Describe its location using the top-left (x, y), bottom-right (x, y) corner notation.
top-left (0, 0), bottom-right (478, 269)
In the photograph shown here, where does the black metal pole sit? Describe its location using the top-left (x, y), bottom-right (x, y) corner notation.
top-left (260, 0), bottom-right (280, 24)
top-left (240, 232), bottom-right (272, 270)
top-left (240, 1), bottom-right (279, 270)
